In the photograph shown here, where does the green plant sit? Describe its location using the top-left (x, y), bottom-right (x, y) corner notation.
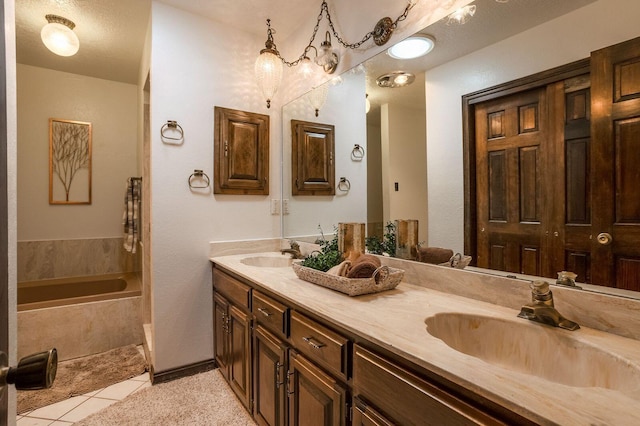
top-left (300, 232), bottom-right (342, 272)
top-left (365, 222), bottom-right (396, 257)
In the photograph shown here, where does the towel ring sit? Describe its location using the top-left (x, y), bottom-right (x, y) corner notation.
top-left (351, 144), bottom-right (365, 161)
top-left (188, 169), bottom-right (210, 189)
top-left (161, 120), bottom-right (184, 143)
top-left (337, 177), bottom-right (351, 192)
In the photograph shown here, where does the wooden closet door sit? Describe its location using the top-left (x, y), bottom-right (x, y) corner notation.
top-left (590, 36), bottom-right (640, 291)
top-left (475, 88), bottom-right (550, 276)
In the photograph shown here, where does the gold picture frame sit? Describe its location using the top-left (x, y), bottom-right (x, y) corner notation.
top-left (49, 118), bottom-right (92, 204)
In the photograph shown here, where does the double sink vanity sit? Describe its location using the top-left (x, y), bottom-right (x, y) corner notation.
top-left (210, 248), bottom-right (640, 425)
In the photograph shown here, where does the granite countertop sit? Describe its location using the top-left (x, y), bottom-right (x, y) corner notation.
top-left (210, 252), bottom-right (640, 425)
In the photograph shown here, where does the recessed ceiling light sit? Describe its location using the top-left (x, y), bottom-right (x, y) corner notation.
top-left (376, 71), bottom-right (415, 88)
top-left (387, 35), bottom-right (435, 60)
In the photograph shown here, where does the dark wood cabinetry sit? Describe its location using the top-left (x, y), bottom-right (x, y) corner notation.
top-left (212, 270), bottom-right (253, 411)
top-left (213, 266), bottom-right (527, 426)
top-left (253, 325), bottom-right (288, 426)
top-left (291, 120), bottom-right (335, 196)
top-left (214, 106), bottom-right (270, 195)
top-left (353, 345), bottom-right (505, 426)
top-left (287, 350), bottom-right (347, 426)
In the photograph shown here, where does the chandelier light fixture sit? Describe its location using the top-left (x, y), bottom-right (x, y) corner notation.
top-left (254, 0), bottom-right (417, 108)
top-left (41, 14), bottom-right (80, 56)
top-left (447, 5), bottom-right (476, 25)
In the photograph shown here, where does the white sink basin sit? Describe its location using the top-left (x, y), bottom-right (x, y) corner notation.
top-left (425, 312), bottom-right (640, 392)
top-left (240, 256), bottom-right (293, 268)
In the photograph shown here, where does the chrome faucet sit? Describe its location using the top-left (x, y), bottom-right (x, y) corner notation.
top-left (517, 281), bottom-right (580, 331)
top-left (280, 240), bottom-right (304, 259)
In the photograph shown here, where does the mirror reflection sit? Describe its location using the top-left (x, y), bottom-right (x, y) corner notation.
top-left (282, 0), bottom-right (640, 298)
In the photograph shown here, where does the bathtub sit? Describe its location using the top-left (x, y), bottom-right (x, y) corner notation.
top-left (17, 273), bottom-right (143, 361)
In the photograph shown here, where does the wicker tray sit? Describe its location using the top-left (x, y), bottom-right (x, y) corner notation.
top-left (292, 263), bottom-right (404, 296)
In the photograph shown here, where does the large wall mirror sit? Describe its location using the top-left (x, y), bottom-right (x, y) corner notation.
top-left (282, 0), bottom-right (640, 299)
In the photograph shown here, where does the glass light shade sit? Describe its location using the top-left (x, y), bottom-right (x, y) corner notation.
top-left (315, 44), bottom-right (335, 67)
top-left (387, 35), bottom-right (435, 60)
top-left (255, 49), bottom-right (283, 108)
top-left (307, 84), bottom-right (329, 117)
top-left (447, 5), bottom-right (476, 25)
top-left (299, 56), bottom-right (316, 79)
top-left (41, 22), bottom-right (79, 56)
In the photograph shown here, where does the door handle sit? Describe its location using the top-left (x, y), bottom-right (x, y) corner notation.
top-left (597, 232), bottom-right (613, 245)
top-left (0, 348), bottom-right (57, 392)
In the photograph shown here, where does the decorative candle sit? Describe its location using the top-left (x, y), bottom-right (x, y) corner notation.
top-left (338, 222), bottom-right (366, 261)
top-left (395, 219), bottom-right (418, 260)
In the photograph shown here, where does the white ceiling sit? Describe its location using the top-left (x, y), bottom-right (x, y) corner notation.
top-left (364, 0), bottom-right (596, 119)
top-left (14, 0), bottom-right (318, 84)
top-left (14, 0), bottom-right (595, 88)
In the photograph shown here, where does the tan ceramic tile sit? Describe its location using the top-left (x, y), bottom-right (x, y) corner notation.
top-left (27, 395), bottom-right (88, 420)
top-left (59, 398), bottom-right (117, 423)
top-left (16, 417), bottom-right (53, 426)
top-left (93, 379), bottom-right (144, 400)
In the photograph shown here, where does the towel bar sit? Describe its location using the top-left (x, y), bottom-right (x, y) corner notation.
top-left (160, 120), bottom-right (184, 143)
top-left (188, 169), bottom-right (210, 189)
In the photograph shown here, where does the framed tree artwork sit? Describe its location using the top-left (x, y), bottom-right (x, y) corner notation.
top-left (49, 118), bottom-right (92, 204)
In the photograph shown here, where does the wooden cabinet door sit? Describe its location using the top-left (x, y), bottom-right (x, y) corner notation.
top-left (228, 304), bottom-right (252, 411)
top-left (213, 292), bottom-right (229, 380)
top-left (291, 120), bottom-right (335, 195)
top-left (590, 36), bottom-right (640, 291)
top-left (288, 350), bottom-right (347, 426)
top-left (475, 88), bottom-right (551, 276)
top-left (214, 106), bottom-right (269, 195)
top-left (253, 325), bottom-right (288, 426)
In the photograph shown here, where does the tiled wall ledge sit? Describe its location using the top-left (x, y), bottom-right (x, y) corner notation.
top-left (382, 256), bottom-right (640, 341)
top-left (209, 238), bottom-right (282, 258)
top-left (208, 238), bottom-right (320, 259)
top-left (18, 237), bottom-right (141, 282)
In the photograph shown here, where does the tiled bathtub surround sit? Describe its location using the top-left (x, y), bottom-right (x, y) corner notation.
top-left (18, 237), bottom-right (141, 281)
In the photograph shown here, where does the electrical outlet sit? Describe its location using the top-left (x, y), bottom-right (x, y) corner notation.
top-left (270, 199), bottom-right (280, 215)
top-left (282, 199), bottom-right (290, 215)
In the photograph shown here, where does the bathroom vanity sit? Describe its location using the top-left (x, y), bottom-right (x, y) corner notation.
top-left (210, 252), bottom-right (640, 425)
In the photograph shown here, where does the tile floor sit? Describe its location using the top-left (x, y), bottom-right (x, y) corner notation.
top-left (16, 372), bottom-right (151, 425)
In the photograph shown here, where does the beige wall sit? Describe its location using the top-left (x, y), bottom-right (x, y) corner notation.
top-left (381, 103), bottom-right (428, 243)
top-left (17, 64), bottom-right (138, 241)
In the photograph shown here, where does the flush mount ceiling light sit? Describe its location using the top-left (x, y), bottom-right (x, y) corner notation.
top-left (387, 34), bottom-right (435, 60)
top-left (41, 14), bottom-right (80, 57)
top-left (376, 71), bottom-right (415, 88)
top-left (255, 0), bottom-right (417, 108)
top-left (447, 5), bottom-right (476, 25)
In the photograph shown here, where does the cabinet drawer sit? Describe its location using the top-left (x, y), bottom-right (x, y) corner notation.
top-left (252, 290), bottom-right (288, 337)
top-left (353, 345), bottom-right (504, 426)
top-left (290, 311), bottom-right (349, 380)
top-left (213, 269), bottom-right (251, 310)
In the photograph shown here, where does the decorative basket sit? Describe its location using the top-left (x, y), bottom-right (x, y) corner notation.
top-left (292, 262), bottom-right (404, 296)
top-left (438, 253), bottom-right (472, 269)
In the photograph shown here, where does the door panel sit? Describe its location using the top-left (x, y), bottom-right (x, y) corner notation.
top-left (228, 304), bottom-right (252, 411)
top-left (476, 88), bottom-right (548, 275)
top-left (591, 36), bottom-right (640, 291)
top-left (253, 325), bottom-right (287, 426)
top-left (0, 0), bottom-right (8, 420)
